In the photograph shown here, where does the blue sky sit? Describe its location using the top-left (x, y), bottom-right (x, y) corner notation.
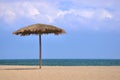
top-left (0, 0), bottom-right (120, 59)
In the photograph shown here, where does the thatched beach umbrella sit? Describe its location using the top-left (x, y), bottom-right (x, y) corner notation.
top-left (13, 23), bottom-right (65, 69)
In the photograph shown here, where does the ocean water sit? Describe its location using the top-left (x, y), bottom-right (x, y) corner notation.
top-left (0, 59), bottom-right (120, 66)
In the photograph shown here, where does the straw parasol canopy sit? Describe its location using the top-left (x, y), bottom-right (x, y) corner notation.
top-left (13, 23), bottom-right (65, 69)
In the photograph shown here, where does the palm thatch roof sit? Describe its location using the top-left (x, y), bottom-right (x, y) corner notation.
top-left (13, 23), bottom-right (65, 36)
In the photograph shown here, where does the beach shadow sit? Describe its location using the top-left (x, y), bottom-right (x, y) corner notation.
top-left (0, 67), bottom-right (39, 70)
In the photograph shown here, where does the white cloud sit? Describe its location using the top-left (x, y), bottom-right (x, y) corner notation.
top-left (57, 9), bottom-right (75, 18)
top-left (79, 10), bottom-right (94, 18)
top-left (56, 9), bottom-right (113, 21)
top-left (4, 9), bottom-right (16, 23)
top-left (0, 1), bottom-right (114, 23)
top-left (99, 10), bottom-right (113, 19)
top-left (0, 1), bottom-right (59, 23)
top-left (0, 0), bottom-right (119, 31)
top-left (26, 4), bottom-right (40, 16)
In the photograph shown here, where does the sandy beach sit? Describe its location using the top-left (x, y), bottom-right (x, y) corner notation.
top-left (0, 66), bottom-right (120, 80)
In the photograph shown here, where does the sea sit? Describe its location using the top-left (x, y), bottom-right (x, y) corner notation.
top-left (0, 59), bottom-right (120, 66)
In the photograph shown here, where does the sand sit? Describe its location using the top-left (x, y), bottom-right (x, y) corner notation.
top-left (0, 66), bottom-right (120, 80)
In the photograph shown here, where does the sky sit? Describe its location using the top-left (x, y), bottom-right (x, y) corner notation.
top-left (0, 0), bottom-right (120, 59)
